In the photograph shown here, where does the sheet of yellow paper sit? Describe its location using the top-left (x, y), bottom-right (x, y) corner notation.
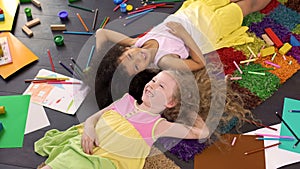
top-left (0, 32), bottom-right (39, 79)
top-left (0, 0), bottom-right (19, 31)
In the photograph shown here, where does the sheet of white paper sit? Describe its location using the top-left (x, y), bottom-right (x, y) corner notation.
top-left (244, 124), bottom-right (300, 169)
top-left (24, 102), bottom-right (50, 134)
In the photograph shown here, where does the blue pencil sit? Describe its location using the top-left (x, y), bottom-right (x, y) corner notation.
top-left (289, 110), bottom-right (300, 113)
top-left (86, 45), bottom-right (95, 69)
top-left (125, 9), bottom-right (153, 20)
top-left (63, 31), bottom-right (94, 35)
top-left (256, 137), bottom-right (294, 141)
top-left (59, 61), bottom-right (74, 76)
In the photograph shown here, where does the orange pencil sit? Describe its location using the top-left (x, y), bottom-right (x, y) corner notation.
top-left (101, 17), bottom-right (110, 29)
top-left (76, 13), bottom-right (89, 32)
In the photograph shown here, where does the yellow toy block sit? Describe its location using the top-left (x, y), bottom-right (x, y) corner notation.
top-left (260, 46), bottom-right (275, 57)
top-left (279, 43), bottom-right (292, 55)
top-left (0, 106), bottom-right (5, 114)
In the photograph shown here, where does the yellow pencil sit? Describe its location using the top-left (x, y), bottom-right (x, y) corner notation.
top-left (36, 76), bottom-right (69, 80)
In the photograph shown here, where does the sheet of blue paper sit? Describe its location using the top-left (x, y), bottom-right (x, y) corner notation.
top-left (279, 97), bottom-right (300, 154)
top-left (0, 95), bottom-right (30, 148)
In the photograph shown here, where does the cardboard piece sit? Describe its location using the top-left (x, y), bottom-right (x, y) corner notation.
top-left (0, 95), bottom-right (30, 148)
top-left (0, 0), bottom-right (19, 31)
top-left (279, 98), bottom-right (300, 154)
top-left (194, 134), bottom-right (266, 169)
top-left (0, 32), bottom-right (39, 79)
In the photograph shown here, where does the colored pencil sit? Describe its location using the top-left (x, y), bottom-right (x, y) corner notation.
top-left (47, 49), bottom-right (56, 72)
top-left (255, 137), bottom-right (294, 141)
top-left (255, 133), bottom-right (295, 139)
top-left (76, 13), bottom-right (89, 32)
top-left (59, 61), bottom-right (74, 76)
top-left (47, 81), bottom-right (81, 85)
top-left (127, 5), bottom-right (156, 15)
top-left (244, 118), bottom-right (277, 131)
top-left (247, 71), bottom-right (265, 76)
top-left (125, 9), bottom-right (153, 19)
top-left (264, 60), bottom-right (281, 68)
top-left (36, 76), bottom-right (69, 80)
top-left (24, 79), bottom-right (65, 83)
top-left (86, 45), bottom-right (95, 68)
top-left (92, 8), bottom-right (99, 30)
top-left (62, 31), bottom-right (93, 35)
top-left (244, 142), bottom-right (281, 155)
top-left (289, 110), bottom-right (300, 113)
top-left (113, 0), bottom-right (128, 12)
top-left (123, 11), bottom-right (150, 26)
top-left (100, 17), bottom-right (110, 29)
top-left (68, 3), bottom-right (94, 13)
top-left (70, 57), bottom-right (83, 73)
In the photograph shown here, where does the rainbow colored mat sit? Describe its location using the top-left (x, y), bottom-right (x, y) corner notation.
top-left (143, 0), bottom-right (300, 168)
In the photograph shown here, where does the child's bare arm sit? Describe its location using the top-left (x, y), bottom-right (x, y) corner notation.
top-left (95, 29), bottom-right (137, 52)
top-left (81, 104), bottom-right (113, 154)
top-left (155, 115), bottom-right (209, 140)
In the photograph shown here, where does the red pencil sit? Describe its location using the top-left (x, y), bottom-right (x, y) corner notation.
top-left (244, 119), bottom-right (277, 131)
top-left (47, 81), bottom-right (81, 85)
top-left (244, 142), bottom-right (281, 155)
top-left (47, 49), bottom-right (55, 72)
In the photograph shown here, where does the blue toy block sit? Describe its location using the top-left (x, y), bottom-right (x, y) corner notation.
top-left (290, 35), bottom-right (300, 47)
top-left (0, 14), bottom-right (4, 21)
top-left (0, 122), bottom-right (3, 132)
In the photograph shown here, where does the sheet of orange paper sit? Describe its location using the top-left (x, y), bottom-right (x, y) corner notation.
top-left (0, 0), bottom-right (19, 31)
top-left (0, 32), bottom-right (39, 79)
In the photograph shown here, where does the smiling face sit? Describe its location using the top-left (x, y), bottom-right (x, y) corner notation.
top-left (141, 71), bottom-right (178, 112)
top-left (119, 47), bottom-right (153, 76)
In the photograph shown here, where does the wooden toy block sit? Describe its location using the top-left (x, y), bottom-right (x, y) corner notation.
top-left (261, 34), bottom-right (274, 46)
top-left (50, 24), bottom-right (67, 31)
top-left (279, 43), bottom-right (292, 55)
top-left (32, 0), bottom-right (41, 8)
top-left (0, 14), bottom-right (4, 21)
top-left (25, 18), bottom-right (40, 28)
top-left (0, 122), bottom-right (3, 132)
top-left (260, 46), bottom-right (275, 57)
top-left (264, 28), bottom-right (283, 48)
top-left (22, 26), bottom-right (33, 37)
top-left (0, 106), bottom-right (5, 114)
top-left (290, 35), bottom-right (300, 47)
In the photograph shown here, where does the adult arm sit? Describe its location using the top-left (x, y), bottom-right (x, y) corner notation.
top-left (154, 114), bottom-right (209, 140)
top-left (158, 22), bottom-right (206, 71)
top-left (95, 28), bottom-right (137, 52)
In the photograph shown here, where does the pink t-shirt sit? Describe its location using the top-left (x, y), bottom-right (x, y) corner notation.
top-left (134, 23), bottom-right (189, 67)
top-left (111, 93), bottom-right (164, 146)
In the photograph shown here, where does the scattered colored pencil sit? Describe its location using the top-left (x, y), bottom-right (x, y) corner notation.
top-left (127, 5), bottom-right (156, 15)
top-left (255, 133), bottom-right (295, 139)
top-left (92, 8), bottom-right (99, 30)
top-left (62, 31), bottom-right (93, 35)
top-left (100, 17), bottom-right (110, 28)
top-left (264, 60), bottom-right (281, 68)
top-left (244, 118), bottom-right (277, 131)
top-left (125, 9), bottom-right (153, 19)
top-left (59, 61), bottom-right (74, 76)
top-left (36, 76), bottom-right (69, 80)
top-left (68, 3), bottom-right (94, 13)
top-left (47, 81), bottom-right (81, 85)
top-left (256, 137), bottom-right (294, 141)
top-left (24, 79), bottom-right (65, 83)
top-left (70, 57), bottom-right (83, 73)
top-left (76, 13), bottom-right (89, 32)
top-left (233, 61), bottom-right (243, 74)
top-left (47, 49), bottom-right (55, 72)
top-left (244, 142), bottom-right (281, 155)
top-left (86, 45), bottom-right (95, 69)
top-left (289, 110), bottom-right (300, 113)
top-left (113, 0), bottom-right (128, 11)
top-left (123, 10), bottom-right (152, 26)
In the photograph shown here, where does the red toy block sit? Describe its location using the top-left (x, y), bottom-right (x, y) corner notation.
top-left (264, 28), bottom-right (283, 48)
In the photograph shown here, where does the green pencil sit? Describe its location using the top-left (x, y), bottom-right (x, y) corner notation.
top-left (68, 3), bottom-right (94, 13)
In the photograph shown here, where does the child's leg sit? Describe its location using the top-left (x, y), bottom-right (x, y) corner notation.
top-left (234, 0), bottom-right (272, 17)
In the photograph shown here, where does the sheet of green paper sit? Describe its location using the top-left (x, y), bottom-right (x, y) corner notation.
top-left (0, 95), bottom-right (30, 148)
top-left (279, 98), bottom-right (300, 154)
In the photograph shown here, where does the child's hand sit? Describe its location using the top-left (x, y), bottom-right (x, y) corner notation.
top-left (166, 22), bottom-right (189, 40)
top-left (81, 126), bottom-right (99, 154)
